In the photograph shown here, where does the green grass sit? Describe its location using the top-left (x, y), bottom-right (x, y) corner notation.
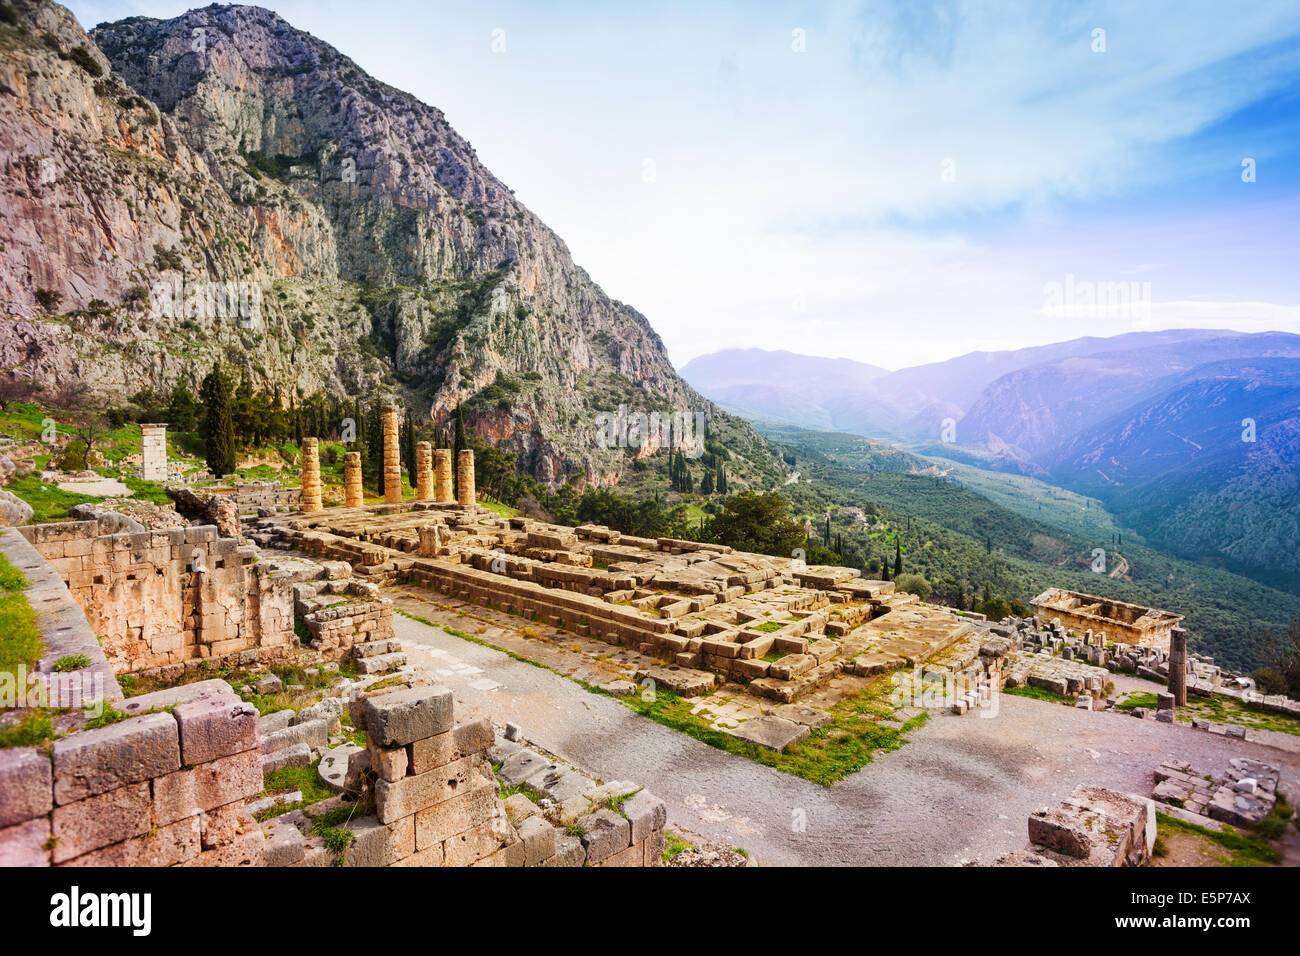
top-left (258, 756), bottom-right (337, 819)
top-left (1116, 689), bottom-right (1300, 736)
top-left (0, 709), bottom-right (56, 749)
top-left (1155, 811), bottom-right (1281, 866)
top-left (0, 548), bottom-right (42, 684)
top-left (1003, 683), bottom-right (1076, 704)
top-left (662, 830), bottom-right (692, 864)
top-left (52, 653), bottom-right (91, 672)
top-left (2, 473), bottom-right (101, 521)
top-left (748, 621), bottom-right (785, 633)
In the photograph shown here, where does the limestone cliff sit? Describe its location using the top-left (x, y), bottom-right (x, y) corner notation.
top-left (0, 0), bottom-right (785, 488)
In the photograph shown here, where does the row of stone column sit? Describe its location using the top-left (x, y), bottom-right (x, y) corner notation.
top-left (298, 426), bottom-right (475, 512)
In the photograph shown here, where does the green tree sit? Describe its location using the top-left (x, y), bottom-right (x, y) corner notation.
top-left (706, 492), bottom-right (804, 557)
top-left (894, 573), bottom-right (932, 601)
top-left (200, 364), bottom-right (236, 477)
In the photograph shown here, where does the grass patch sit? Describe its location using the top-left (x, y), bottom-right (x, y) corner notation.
top-left (0, 709), bottom-right (56, 749)
top-left (662, 830), bottom-right (692, 864)
top-left (748, 621), bottom-right (785, 633)
top-left (52, 653), bottom-right (91, 672)
top-left (1117, 690), bottom-right (1300, 736)
top-left (261, 756), bottom-right (337, 810)
top-left (0, 547), bottom-right (42, 684)
top-left (1004, 683), bottom-right (1076, 705)
top-left (1155, 811), bottom-right (1281, 867)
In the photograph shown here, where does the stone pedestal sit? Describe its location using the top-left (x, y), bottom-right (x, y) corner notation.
top-left (382, 405), bottom-right (401, 504)
top-left (416, 441), bottom-right (434, 500)
top-left (457, 449), bottom-right (476, 509)
top-left (300, 438), bottom-right (323, 513)
top-left (344, 451), bottom-right (364, 508)
top-left (140, 424), bottom-right (167, 483)
top-left (435, 449), bottom-right (454, 503)
top-left (1168, 627), bottom-right (1188, 707)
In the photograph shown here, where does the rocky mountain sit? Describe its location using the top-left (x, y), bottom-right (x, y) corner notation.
top-left (685, 332), bottom-right (1300, 593)
top-left (0, 0), bottom-right (784, 488)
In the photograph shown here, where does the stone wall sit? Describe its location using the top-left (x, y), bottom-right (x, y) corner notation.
top-left (18, 520), bottom-right (294, 674)
top-left (0, 680), bottom-right (263, 866)
top-left (1030, 588), bottom-right (1181, 650)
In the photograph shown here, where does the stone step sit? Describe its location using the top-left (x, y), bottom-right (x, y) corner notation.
top-left (356, 652), bottom-right (406, 674)
top-left (353, 639), bottom-right (401, 658)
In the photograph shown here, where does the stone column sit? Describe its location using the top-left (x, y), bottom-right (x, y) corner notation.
top-left (382, 405), bottom-right (402, 504)
top-left (416, 441), bottom-right (434, 500)
top-left (1168, 626), bottom-right (1188, 707)
top-left (435, 448), bottom-right (454, 503)
top-left (140, 423), bottom-right (168, 482)
top-left (344, 451), bottom-right (364, 508)
top-left (457, 449), bottom-right (476, 509)
top-left (300, 438), bottom-right (323, 513)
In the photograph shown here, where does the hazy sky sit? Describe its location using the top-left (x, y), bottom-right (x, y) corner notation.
top-left (66, 0), bottom-right (1300, 370)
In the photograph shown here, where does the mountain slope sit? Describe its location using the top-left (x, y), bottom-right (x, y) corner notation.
top-left (0, 0), bottom-right (784, 488)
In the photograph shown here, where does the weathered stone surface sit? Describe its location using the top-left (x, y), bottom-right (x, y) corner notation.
top-left (620, 789), bottom-right (667, 845)
top-left (1027, 807), bottom-right (1092, 858)
top-left (63, 815), bottom-right (202, 867)
top-left (0, 747), bottom-right (53, 828)
top-left (51, 781), bottom-right (152, 863)
top-left (518, 815), bottom-right (556, 865)
top-left (262, 817), bottom-right (305, 866)
top-left (260, 718), bottom-right (329, 755)
top-left (728, 715), bottom-right (809, 752)
top-left (407, 718), bottom-right (494, 774)
top-left (153, 749), bottom-right (262, 826)
top-left (261, 742), bottom-right (312, 775)
top-left (362, 685), bottom-right (454, 747)
top-left (414, 775), bottom-right (499, 849)
top-left (374, 754), bottom-right (480, 824)
top-left (258, 709), bottom-right (295, 735)
top-left (0, 817), bottom-right (51, 867)
top-left (542, 831), bottom-right (586, 867)
top-left (343, 814), bottom-right (414, 867)
top-left (577, 807), bottom-right (631, 864)
top-left (52, 712), bottom-right (180, 804)
top-left (317, 744), bottom-right (362, 792)
top-left (373, 744), bottom-right (409, 782)
top-left (498, 748), bottom-right (548, 787)
top-left (174, 695), bottom-right (259, 765)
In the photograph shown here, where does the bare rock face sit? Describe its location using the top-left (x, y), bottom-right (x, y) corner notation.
top-left (0, 489), bottom-right (34, 526)
top-left (0, 1), bottom-right (783, 489)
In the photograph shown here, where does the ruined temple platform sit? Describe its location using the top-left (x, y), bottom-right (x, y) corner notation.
top-left (248, 502), bottom-right (977, 735)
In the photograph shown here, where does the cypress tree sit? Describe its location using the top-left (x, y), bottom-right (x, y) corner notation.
top-left (894, 537), bottom-right (902, 577)
top-left (200, 363), bottom-right (236, 478)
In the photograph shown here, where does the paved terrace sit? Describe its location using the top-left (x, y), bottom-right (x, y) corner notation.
top-left (250, 503), bottom-right (978, 741)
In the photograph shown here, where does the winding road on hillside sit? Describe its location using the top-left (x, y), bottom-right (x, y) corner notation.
top-left (392, 614), bottom-right (1300, 867)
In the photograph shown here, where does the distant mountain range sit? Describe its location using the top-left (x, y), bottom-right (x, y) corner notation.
top-left (682, 331), bottom-right (1300, 592)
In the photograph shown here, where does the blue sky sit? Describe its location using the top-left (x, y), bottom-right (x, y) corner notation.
top-left (66, 0), bottom-right (1300, 369)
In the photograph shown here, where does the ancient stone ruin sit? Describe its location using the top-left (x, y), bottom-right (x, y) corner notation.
top-left (1030, 588), bottom-right (1183, 650)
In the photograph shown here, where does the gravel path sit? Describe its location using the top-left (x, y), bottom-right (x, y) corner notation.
top-left (393, 614), bottom-right (1300, 866)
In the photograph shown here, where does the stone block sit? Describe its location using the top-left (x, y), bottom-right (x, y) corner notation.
top-left (442, 815), bottom-right (512, 867)
top-left (577, 807), bottom-right (631, 864)
top-left (518, 815), bottom-right (557, 865)
top-left (262, 818), bottom-right (305, 866)
top-left (375, 754), bottom-right (479, 824)
top-left (1027, 806), bottom-right (1092, 858)
top-left (174, 695), bottom-right (259, 765)
top-left (620, 789), bottom-right (667, 845)
top-left (153, 749), bottom-right (262, 826)
top-left (373, 744), bottom-right (409, 782)
top-left (0, 817), bottom-right (51, 867)
top-left (262, 743), bottom-right (313, 775)
top-left (411, 774), bottom-right (499, 849)
top-left (51, 781), bottom-right (152, 863)
top-left (343, 814), bottom-right (415, 867)
top-left (362, 685), bottom-right (454, 747)
top-left (0, 747), bottom-right (52, 828)
top-left (541, 831), bottom-right (586, 867)
top-left (52, 712), bottom-right (180, 804)
top-left (260, 718), bottom-right (329, 754)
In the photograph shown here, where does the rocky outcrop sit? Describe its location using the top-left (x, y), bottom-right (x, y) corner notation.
top-left (0, 1), bottom-right (784, 489)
